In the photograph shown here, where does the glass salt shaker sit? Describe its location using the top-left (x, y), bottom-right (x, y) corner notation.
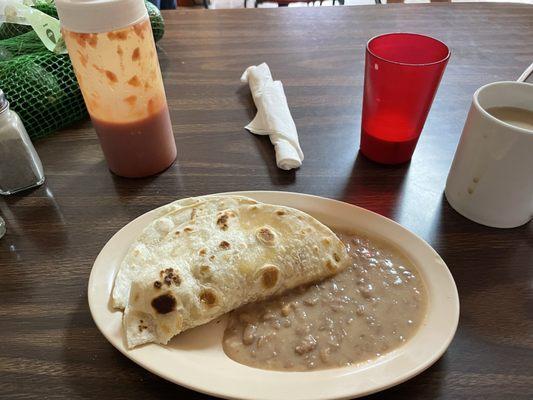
top-left (0, 216), bottom-right (5, 239)
top-left (0, 89), bottom-right (45, 195)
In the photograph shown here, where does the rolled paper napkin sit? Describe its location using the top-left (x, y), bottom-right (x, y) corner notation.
top-left (241, 63), bottom-right (304, 170)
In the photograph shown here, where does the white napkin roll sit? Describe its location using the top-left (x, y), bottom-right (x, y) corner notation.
top-left (241, 63), bottom-right (304, 170)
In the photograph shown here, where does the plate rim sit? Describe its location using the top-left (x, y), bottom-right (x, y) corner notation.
top-left (88, 190), bottom-right (460, 400)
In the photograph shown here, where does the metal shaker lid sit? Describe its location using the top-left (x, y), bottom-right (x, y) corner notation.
top-left (0, 89), bottom-right (9, 114)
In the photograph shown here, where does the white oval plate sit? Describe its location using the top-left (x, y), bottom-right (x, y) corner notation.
top-left (88, 191), bottom-right (459, 400)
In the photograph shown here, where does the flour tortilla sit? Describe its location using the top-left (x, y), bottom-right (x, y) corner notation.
top-left (112, 195), bottom-right (259, 309)
top-left (120, 197), bottom-right (350, 348)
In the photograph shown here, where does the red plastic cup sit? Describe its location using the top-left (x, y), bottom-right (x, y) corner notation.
top-left (361, 33), bottom-right (450, 164)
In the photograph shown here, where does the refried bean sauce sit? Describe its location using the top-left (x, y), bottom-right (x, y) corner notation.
top-left (62, 18), bottom-right (176, 178)
top-left (223, 231), bottom-right (427, 371)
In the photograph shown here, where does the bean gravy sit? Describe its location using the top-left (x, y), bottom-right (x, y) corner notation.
top-left (222, 231), bottom-right (427, 371)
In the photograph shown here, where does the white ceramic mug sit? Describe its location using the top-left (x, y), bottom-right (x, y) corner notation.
top-left (445, 81), bottom-right (533, 228)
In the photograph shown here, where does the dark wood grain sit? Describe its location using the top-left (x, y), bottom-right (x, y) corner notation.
top-left (1, 4), bottom-right (532, 399)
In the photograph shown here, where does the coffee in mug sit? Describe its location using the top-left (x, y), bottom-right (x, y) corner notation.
top-left (485, 106), bottom-right (533, 131)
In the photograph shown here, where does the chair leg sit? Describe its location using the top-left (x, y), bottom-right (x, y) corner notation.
top-left (203, 0), bottom-right (209, 8)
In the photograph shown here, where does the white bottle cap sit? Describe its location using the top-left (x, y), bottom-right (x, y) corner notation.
top-left (55, 0), bottom-right (148, 34)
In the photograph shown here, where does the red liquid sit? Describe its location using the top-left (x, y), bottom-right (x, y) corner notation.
top-left (360, 129), bottom-right (419, 165)
top-left (360, 112), bottom-right (421, 164)
top-left (92, 106), bottom-right (177, 178)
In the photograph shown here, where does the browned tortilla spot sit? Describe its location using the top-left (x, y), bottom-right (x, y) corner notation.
top-left (322, 238), bottom-right (331, 246)
top-left (184, 227), bottom-right (193, 232)
top-left (154, 281), bottom-right (162, 289)
top-left (199, 248), bottom-right (207, 256)
top-left (333, 253), bottom-right (341, 262)
top-left (209, 255), bottom-right (215, 261)
top-left (151, 293), bottom-right (176, 314)
top-left (217, 213), bottom-right (228, 222)
top-left (275, 210), bottom-right (286, 216)
top-left (199, 288), bottom-right (217, 307)
top-left (195, 265), bottom-right (211, 281)
top-left (325, 260), bottom-right (336, 272)
top-left (219, 240), bottom-right (230, 250)
top-left (216, 212), bottom-right (231, 230)
top-left (260, 265), bottom-right (280, 289)
top-left (160, 268), bottom-right (181, 286)
top-left (256, 227), bottom-right (276, 245)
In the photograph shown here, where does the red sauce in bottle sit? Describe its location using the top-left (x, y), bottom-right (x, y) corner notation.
top-left (91, 105), bottom-right (176, 178)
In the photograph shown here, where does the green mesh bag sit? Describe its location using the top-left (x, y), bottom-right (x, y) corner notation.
top-left (0, 22), bottom-right (32, 40)
top-left (0, 1), bottom-right (165, 140)
top-left (0, 31), bottom-right (46, 60)
top-left (145, 1), bottom-right (165, 43)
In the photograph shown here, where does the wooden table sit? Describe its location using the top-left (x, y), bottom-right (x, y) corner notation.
top-left (1, 3), bottom-right (532, 399)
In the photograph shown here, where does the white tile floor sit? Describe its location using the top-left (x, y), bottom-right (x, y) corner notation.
top-left (209, 0), bottom-right (533, 9)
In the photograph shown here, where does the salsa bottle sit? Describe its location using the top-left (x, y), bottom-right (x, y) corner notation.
top-left (56, 0), bottom-right (176, 178)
